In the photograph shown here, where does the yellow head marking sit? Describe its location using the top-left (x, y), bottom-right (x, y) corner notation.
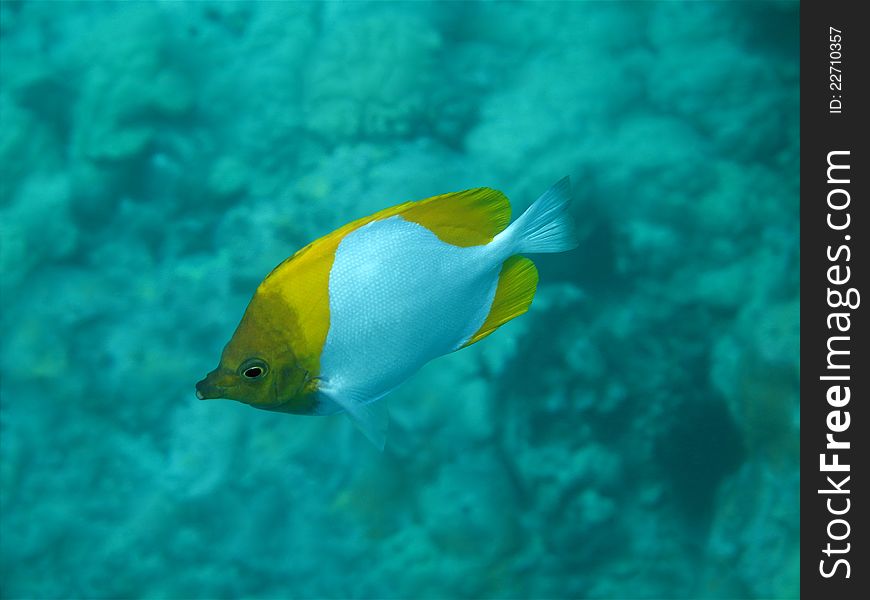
top-left (195, 290), bottom-right (318, 414)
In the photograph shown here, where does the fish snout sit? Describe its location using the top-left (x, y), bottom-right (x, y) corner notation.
top-left (195, 369), bottom-right (234, 400)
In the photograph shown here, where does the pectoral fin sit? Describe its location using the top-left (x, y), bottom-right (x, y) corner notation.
top-left (322, 385), bottom-right (390, 451)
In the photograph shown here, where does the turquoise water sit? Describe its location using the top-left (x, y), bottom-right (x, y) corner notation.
top-left (0, 2), bottom-right (798, 598)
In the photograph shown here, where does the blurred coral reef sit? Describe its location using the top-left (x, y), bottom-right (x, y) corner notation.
top-left (1, 2), bottom-right (798, 598)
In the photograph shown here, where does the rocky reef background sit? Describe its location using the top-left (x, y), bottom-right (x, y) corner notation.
top-left (1, 2), bottom-right (798, 598)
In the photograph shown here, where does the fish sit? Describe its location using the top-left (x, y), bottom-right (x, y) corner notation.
top-left (195, 177), bottom-right (578, 449)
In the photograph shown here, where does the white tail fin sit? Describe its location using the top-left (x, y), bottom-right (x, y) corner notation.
top-left (506, 177), bottom-right (578, 254)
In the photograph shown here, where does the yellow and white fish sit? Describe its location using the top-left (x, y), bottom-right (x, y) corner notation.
top-left (196, 178), bottom-right (577, 448)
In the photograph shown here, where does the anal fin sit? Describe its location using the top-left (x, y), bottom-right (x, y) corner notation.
top-left (461, 255), bottom-right (539, 349)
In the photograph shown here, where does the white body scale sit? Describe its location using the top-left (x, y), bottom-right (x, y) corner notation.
top-left (317, 215), bottom-right (509, 412)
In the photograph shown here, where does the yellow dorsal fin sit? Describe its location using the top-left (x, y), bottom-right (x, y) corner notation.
top-left (400, 187), bottom-right (511, 247)
top-left (461, 255), bottom-right (539, 349)
top-left (269, 185), bottom-right (510, 277)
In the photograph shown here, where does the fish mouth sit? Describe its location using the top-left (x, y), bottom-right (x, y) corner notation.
top-left (195, 369), bottom-right (234, 400)
top-left (195, 379), bottom-right (222, 400)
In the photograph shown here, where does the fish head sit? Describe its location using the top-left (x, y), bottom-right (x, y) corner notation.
top-left (195, 294), bottom-right (318, 414)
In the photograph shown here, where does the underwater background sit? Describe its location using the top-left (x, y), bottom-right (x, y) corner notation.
top-left (0, 1), bottom-right (799, 599)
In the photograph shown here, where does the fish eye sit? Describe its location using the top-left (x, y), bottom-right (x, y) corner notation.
top-left (239, 359), bottom-right (268, 380)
